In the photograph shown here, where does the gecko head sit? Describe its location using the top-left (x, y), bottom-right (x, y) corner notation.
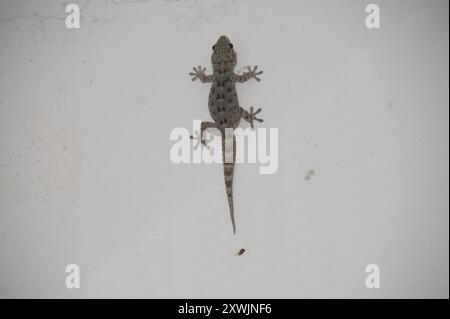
top-left (211, 35), bottom-right (237, 70)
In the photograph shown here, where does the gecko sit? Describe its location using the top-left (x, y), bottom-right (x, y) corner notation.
top-left (189, 35), bottom-right (263, 234)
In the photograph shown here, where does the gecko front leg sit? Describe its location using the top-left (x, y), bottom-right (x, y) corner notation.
top-left (234, 65), bottom-right (263, 82)
top-left (240, 106), bottom-right (263, 129)
top-left (189, 66), bottom-right (213, 83)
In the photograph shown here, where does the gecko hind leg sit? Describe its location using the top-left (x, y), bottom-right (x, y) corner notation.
top-left (190, 121), bottom-right (220, 148)
top-left (240, 106), bottom-right (263, 129)
top-left (200, 121), bottom-right (220, 144)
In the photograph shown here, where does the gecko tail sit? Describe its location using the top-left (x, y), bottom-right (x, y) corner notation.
top-left (222, 132), bottom-right (236, 234)
top-left (224, 162), bottom-right (236, 234)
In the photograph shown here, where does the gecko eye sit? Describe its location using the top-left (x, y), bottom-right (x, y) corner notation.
top-left (229, 43), bottom-right (233, 49)
top-left (212, 45), bottom-right (216, 50)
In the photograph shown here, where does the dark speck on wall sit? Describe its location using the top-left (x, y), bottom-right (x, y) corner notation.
top-left (305, 169), bottom-right (315, 181)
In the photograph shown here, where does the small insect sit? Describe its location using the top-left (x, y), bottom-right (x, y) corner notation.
top-left (237, 248), bottom-right (246, 256)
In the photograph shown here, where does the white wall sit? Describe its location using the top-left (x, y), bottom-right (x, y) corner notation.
top-left (0, 0), bottom-right (448, 298)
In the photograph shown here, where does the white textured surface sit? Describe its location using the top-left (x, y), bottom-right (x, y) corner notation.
top-left (0, 0), bottom-right (448, 298)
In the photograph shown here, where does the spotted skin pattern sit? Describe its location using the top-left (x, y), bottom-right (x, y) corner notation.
top-left (189, 35), bottom-right (263, 234)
